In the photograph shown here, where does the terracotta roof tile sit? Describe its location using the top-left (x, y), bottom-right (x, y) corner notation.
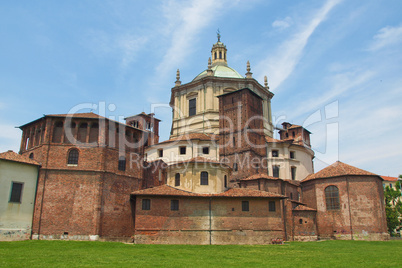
top-left (131, 185), bottom-right (285, 198)
top-left (46, 112), bottom-right (103, 119)
top-left (0, 150), bottom-right (40, 166)
top-left (158, 133), bottom-right (217, 144)
top-left (381, 176), bottom-right (399, 182)
top-left (240, 174), bottom-right (301, 186)
top-left (240, 173), bottom-right (280, 181)
top-left (302, 161), bottom-right (378, 182)
top-left (293, 204), bottom-right (316, 211)
top-left (170, 157), bottom-right (226, 166)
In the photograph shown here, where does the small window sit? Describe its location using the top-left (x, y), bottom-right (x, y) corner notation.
top-left (158, 149), bottom-right (163, 158)
top-left (224, 175), bottom-right (227, 188)
top-left (200, 171), bottom-right (208, 185)
top-left (242, 201), bottom-right (249, 211)
top-left (189, 98), bottom-right (196, 116)
top-left (142, 199), bottom-right (150, 210)
top-left (175, 173), bottom-right (180, 186)
top-left (118, 156), bottom-right (126, 171)
top-left (291, 167), bottom-right (296, 180)
top-left (273, 165), bottom-right (280, 178)
top-left (290, 151), bottom-right (295, 159)
top-left (9, 182), bottom-right (23, 203)
top-left (219, 51), bottom-right (222, 59)
top-left (29, 153), bottom-right (34, 159)
top-left (286, 133), bottom-right (289, 138)
top-left (171, 200), bottom-right (179, 211)
top-left (233, 163), bottom-right (238, 172)
top-left (202, 147), bottom-right (209, 155)
top-left (290, 192), bottom-right (293, 199)
top-left (67, 149), bottom-right (79, 165)
top-left (179, 146), bottom-right (186, 155)
top-left (292, 131), bottom-right (295, 137)
top-left (272, 150), bottom-right (279, 157)
top-left (298, 192), bottom-right (301, 201)
top-left (325, 185), bottom-right (340, 210)
top-left (299, 219), bottom-right (303, 224)
top-left (269, 201), bottom-right (276, 212)
top-left (233, 137), bottom-right (236, 147)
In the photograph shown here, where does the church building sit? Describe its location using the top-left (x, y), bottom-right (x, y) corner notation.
top-left (9, 36), bottom-right (388, 243)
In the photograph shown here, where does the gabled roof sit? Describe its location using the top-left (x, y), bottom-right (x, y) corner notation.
top-left (0, 150), bottom-right (40, 166)
top-left (381, 176), bottom-right (399, 182)
top-left (240, 173), bottom-right (280, 181)
top-left (18, 112), bottom-right (146, 132)
top-left (293, 204), bottom-right (316, 211)
top-left (240, 174), bottom-right (301, 186)
top-left (157, 133), bottom-right (217, 145)
top-left (131, 185), bottom-right (286, 199)
top-left (302, 161), bottom-right (379, 183)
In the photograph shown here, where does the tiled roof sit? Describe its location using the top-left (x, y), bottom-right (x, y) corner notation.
top-left (265, 136), bottom-right (283, 143)
top-left (131, 185), bottom-right (286, 198)
top-left (302, 161), bottom-right (378, 182)
top-left (240, 173), bottom-right (280, 181)
top-left (0, 150), bottom-right (40, 166)
top-left (170, 156), bottom-right (224, 165)
top-left (46, 112), bottom-right (103, 119)
top-left (381, 176), bottom-right (399, 182)
top-left (293, 204), bottom-right (316, 211)
top-left (240, 174), bottom-right (301, 186)
top-left (158, 133), bottom-right (217, 144)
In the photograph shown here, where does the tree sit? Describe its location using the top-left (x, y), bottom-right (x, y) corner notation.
top-left (384, 180), bottom-right (402, 236)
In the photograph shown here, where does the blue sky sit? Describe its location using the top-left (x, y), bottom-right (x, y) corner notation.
top-left (1, 0), bottom-right (401, 177)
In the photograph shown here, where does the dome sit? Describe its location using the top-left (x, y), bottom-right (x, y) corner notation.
top-left (192, 65), bottom-right (244, 81)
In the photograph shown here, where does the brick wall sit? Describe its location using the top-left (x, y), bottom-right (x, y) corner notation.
top-left (133, 195), bottom-right (285, 244)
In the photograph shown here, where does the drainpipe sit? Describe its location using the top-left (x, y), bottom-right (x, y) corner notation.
top-left (209, 197), bottom-right (212, 245)
top-left (346, 177), bottom-right (354, 240)
top-left (37, 123), bottom-right (52, 240)
top-left (30, 164), bottom-right (41, 240)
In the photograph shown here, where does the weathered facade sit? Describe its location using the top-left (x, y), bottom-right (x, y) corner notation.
top-left (0, 151), bottom-right (40, 241)
top-left (7, 36), bottom-right (389, 243)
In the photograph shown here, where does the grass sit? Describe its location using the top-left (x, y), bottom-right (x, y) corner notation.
top-left (0, 240), bottom-right (401, 267)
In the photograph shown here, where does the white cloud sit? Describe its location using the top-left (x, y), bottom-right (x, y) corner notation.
top-left (156, 0), bottom-right (239, 79)
top-left (0, 124), bottom-right (21, 153)
top-left (272, 16), bottom-right (293, 30)
top-left (368, 24), bottom-right (402, 51)
top-left (85, 30), bottom-right (148, 69)
top-left (256, 0), bottom-right (342, 90)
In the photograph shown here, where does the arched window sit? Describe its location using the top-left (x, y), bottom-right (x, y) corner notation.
top-left (118, 156), bottom-right (126, 171)
top-left (175, 173), bottom-right (180, 186)
top-left (299, 219), bottom-right (303, 224)
top-left (325, 185), bottom-right (340, 210)
top-left (52, 122), bottom-right (63, 143)
top-left (214, 52), bottom-right (217, 59)
top-left (219, 51), bottom-right (222, 59)
top-left (77, 123), bottom-right (88, 143)
top-left (200, 171), bottom-right (208, 185)
top-left (67, 149), bottom-right (79, 165)
top-left (89, 123), bottom-right (99, 144)
top-left (29, 153), bottom-right (34, 159)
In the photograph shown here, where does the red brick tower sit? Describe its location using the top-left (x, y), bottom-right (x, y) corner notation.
top-left (218, 88), bottom-right (267, 186)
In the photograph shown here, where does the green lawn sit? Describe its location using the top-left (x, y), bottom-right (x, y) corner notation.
top-left (0, 240), bottom-right (401, 267)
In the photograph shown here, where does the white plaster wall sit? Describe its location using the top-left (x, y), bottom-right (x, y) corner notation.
top-left (0, 160), bottom-right (38, 241)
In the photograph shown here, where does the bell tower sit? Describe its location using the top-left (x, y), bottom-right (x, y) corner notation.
top-left (211, 30), bottom-right (227, 66)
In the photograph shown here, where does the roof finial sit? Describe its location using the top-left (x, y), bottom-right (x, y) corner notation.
top-left (246, 60), bottom-right (252, 78)
top-left (264, 75), bottom-right (269, 89)
top-left (207, 57), bottom-right (213, 76)
top-left (175, 69), bottom-right (181, 86)
top-left (217, 29), bottom-right (221, 42)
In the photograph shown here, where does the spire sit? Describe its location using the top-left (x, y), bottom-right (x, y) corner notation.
top-left (207, 57), bottom-right (213, 76)
top-left (175, 69), bottom-right (181, 86)
top-left (211, 31), bottom-right (227, 66)
top-left (264, 76), bottom-right (269, 89)
top-left (245, 61), bottom-right (253, 78)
